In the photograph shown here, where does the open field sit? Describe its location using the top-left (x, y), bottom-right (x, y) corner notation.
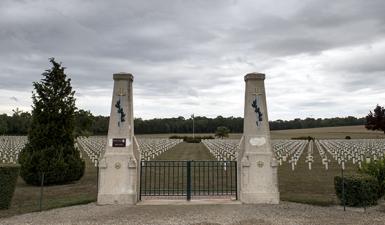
top-left (1, 125), bottom-right (384, 218)
top-left (137, 125), bottom-right (385, 139)
top-left (271, 125), bottom-right (385, 139)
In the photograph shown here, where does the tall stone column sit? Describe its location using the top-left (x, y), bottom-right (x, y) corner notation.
top-left (97, 73), bottom-right (140, 205)
top-left (237, 73), bottom-right (279, 204)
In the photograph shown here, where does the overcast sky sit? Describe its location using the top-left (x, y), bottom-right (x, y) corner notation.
top-left (1, 0), bottom-right (385, 120)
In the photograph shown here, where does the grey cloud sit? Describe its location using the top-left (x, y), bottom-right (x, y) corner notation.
top-left (341, 74), bottom-right (385, 92)
top-left (297, 100), bottom-right (338, 109)
top-left (330, 54), bottom-right (385, 75)
top-left (1, 0), bottom-right (385, 119)
top-left (9, 96), bottom-right (18, 102)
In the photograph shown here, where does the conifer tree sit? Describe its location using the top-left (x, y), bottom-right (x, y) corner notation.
top-left (19, 58), bottom-right (85, 185)
top-left (215, 126), bottom-right (230, 139)
top-left (366, 105), bottom-right (385, 134)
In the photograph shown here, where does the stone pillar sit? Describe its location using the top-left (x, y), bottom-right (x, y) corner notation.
top-left (237, 73), bottom-right (279, 204)
top-left (97, 73), bottom-right (140, 205)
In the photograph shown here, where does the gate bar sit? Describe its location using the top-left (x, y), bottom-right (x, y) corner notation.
top-left (186, 161), bottom-right (192, 200)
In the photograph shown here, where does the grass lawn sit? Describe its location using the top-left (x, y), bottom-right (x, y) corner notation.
top-left (0, 154), bottom-right (98, 218)
top-left (155, 142), bottom-right (217, 161)
top-left (278, 147), bottom-right (358, 206)
top-left (1, 125), bottom-right (383, 217)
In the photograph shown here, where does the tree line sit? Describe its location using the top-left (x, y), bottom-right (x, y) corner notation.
top-left (0, 110), bottom-right (366, 135)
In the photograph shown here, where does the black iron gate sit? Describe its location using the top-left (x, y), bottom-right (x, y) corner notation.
top-left (139, 161), bottom-right (237, 200)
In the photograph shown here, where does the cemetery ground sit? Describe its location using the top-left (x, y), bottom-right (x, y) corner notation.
top-left (1, 125), bottom-right (385, 219)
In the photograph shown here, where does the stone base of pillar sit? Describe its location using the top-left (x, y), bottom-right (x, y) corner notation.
top-left (97, 193), bottom-right (137, 205)
top-left (240, 192), bottom-right (280, 204)
top-left (97, 152), bottom-right (139, 205)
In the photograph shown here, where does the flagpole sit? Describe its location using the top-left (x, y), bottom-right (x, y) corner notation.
top-left (192, 114), bottom-right (195, 139)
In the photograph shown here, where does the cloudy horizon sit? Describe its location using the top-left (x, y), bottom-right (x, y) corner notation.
top-left (1, 0), bottom-right (385, 120)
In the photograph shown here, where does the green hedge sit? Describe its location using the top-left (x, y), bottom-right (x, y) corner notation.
top-left (334, 174), bottom-right (379, 207)
top-left (183, 137), bottom-right (201, 143)
top-left (359, 158), bottom-right (385, 198)
top-left (169, 135), bottom-right (215, 143)
top-left (291, 136), bottom-right (315, 141)
top-left (0, 164), bottom-right (20, 209)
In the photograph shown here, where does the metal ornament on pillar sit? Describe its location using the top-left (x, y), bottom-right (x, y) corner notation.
top-left (238, 73), bottom-right (279, 204)
top-left (97, 73), bottom-right (140, 205)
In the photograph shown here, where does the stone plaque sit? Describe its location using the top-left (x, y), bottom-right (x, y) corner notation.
top-left (112, 138), bottom-right (126, 147)
top-left (249, 137), bottom-right (266, 146)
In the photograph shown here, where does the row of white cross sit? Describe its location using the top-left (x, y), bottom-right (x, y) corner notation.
top-left (0, 136), bottom-right (183, 166)
top-left (200, 138), bottom-right (385, 171)
top-left (273, 140), bottom-right (308, 170)
top-left (0, 136), bottom-right (27, 164)
top-left (318, 139), bottom-right (385, 170)
top-left (1, 136), bottom-right (384, 171)
top-left (202, 139), bottom-right (238, 161)
top-left (76, 137), bottom-right (183, 165)
top-left (76, 136), bottom-right (105, 166)
top-left (136, 138), bottom-right (183, 161)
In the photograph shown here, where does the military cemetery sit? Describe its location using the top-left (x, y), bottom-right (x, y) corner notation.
top-left (2, 1), bottom-right (385, 224)
top-left (1, 72), bottom-right (385, 210)
top-left (1, 70), bottom-right (385, 223)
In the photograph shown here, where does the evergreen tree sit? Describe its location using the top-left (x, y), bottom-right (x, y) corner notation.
top-left (215, 126), bottom-right (230, 139)
top-left (74, 109), bottom-right (94, 138)
top-left (19, 58), bottom-right (85, 185)
top-left (366, 105), bottom-right (385, 133)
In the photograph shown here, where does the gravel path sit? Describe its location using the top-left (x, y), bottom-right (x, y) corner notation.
top-left (1, 201), bottom-right (385, 225)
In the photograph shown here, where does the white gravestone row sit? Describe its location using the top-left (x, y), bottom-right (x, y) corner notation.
top-left (318, 139), bottom-right (385, 170)
top-left (0, 136), bottom-right (27, 164)
top-left (77, 136), bottom-right (106, 166)
top-left (1, 135), bottom-right (384, 171)
top-left (202, 139), bottom-right (309, 169)
top-left (0, 135), bottom-right (181, 165)
top-left (201, 139), bottom-right (238, 161)
top-left (201, 138), bottom-right (384, 171)
top-left (203, 139), bottom-right (316, 170)
top-left (136, 138), bottom-right (183, 160)
top-left (272, 140), bottom-right (308, 170)
top-left (76, 136), bottom-right (183, 165)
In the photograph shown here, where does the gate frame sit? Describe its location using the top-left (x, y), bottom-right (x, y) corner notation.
top-left (139, 160), bottom-right (238, 201)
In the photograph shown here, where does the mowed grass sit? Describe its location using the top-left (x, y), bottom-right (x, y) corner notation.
top-left (1, 125), bottom-right (384, 217)
top-left (278, 146), bottom-right (358, 206)
top-left (0, 154), bottom-right (98, 218)
top-left (155, 142), bottom-right (217, 161)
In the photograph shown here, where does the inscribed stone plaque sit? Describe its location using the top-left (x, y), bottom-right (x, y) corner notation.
top-left (112, 138), bottom-right (126, 147)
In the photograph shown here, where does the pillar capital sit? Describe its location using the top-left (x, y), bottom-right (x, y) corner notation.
top-left (244, 73), bottom-right (265, 81)
top-left (113, 73), bottom-right (133, 81)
